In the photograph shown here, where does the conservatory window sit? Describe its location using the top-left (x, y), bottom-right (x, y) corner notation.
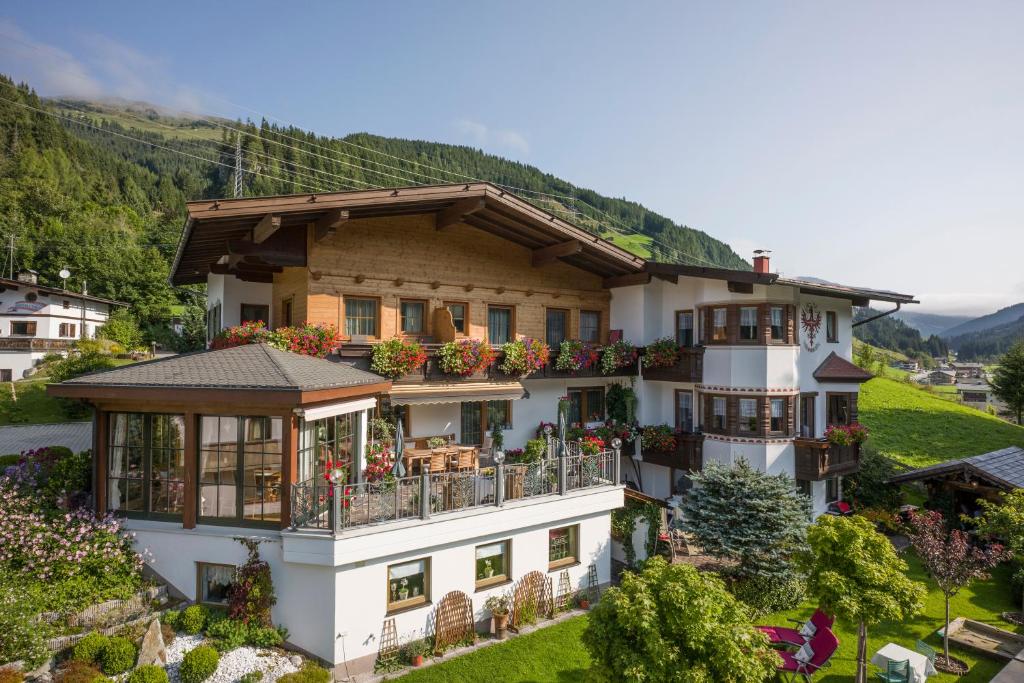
top-left (107, 412), bottom-right (185, 518)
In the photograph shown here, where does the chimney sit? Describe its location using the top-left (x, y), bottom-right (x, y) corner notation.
top-left (752, 251), bottom-right (772, 274)
top-left (16, 269), bottom-right (38, 285)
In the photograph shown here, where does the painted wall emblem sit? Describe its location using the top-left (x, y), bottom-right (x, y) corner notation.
top-left (800, 303), bottom-right (822, 352)
top-left (7, 301), bottom-right (45, 313)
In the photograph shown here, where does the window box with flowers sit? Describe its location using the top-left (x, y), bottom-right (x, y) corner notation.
top-left (641, 337), bottom-right (680, 369)
top-left (371, 337), bottom-right (428, 378)
top-left (500, 338), bottom-right (550, 376)
top-left (825, 422), bottom-right (869, 446)
top-left (640, 424), bottom-right (678, 453)
top-left (437, 339), bottom-right (496, 377)
top-left (555, 340), bottom-right (601, 373)
top-left (600, 339), bottom-right (638, 375)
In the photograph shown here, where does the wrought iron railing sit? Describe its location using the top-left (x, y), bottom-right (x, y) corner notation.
top-left (289, 447), bottom-right (621, 535)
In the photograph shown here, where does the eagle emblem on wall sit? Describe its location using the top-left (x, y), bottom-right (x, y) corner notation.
top-left (800, 303), bottom-right (822, 352)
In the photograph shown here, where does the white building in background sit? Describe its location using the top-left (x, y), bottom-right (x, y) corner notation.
top-left (0, 269), bottom-right (127, 380)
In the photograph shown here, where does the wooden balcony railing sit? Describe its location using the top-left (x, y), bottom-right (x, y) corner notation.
top-left (0, 338), bottom-right (74, 351)
top-left (794, 439), bottom-right (860, 480)
top-left (641, 347), bottom-right (705, 383)
top-left (622, 432), bottom-right (704, 472)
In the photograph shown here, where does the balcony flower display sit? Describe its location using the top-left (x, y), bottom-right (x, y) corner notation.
top-left (580, 436), bottom-right (605, 456)
top-left (847, 422), bottom-right (869, 444)
top-left (826, 422), bottom-right (869, 446)
top-left (438, 339), bottom-right (496, 376)
top-left (641, 424), bottom-right (678, 452)
top-left (211, 321), bottom-right (341, 357)
top-left (555, 340), bottom-right (600, 372)
top-left (363, 443), bottom-right (395, 483)
top-left (500, 338), bottom-right (549, 375)
top-left (371, 337), bottom-right (427, 378)
top-left (641, 337), bottom-right (680, 369)
top-left (600, 339), bottom-right (638, 375)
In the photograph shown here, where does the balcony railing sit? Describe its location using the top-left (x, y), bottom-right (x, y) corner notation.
top-left (289, 449), bottom-right (620, 535)
top-left (0, 338), bottom-right (74, 351)
top-left (621, 432), bottom-right (703, 472)
top-left (641, 347), bottom-right (705, 383)
top-left (794, 439), bottom-right (861, 480)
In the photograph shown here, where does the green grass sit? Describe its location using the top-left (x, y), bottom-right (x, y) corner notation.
top-left (0, 359), bottom-right (138, 425)
top-left (395, 615), bottom-right (592, 682)
top-left (854, 339), bottom-right (910, 363)
top-left (859, 377), bottom-right (1024, 468)
top-left (601, 231), bottom-right (653, 258)
top-left (395, 558), bottom-right (1018, 682)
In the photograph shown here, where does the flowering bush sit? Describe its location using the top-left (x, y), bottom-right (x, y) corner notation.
top-left (580, 436), bottom-right (605, 456)
top-left (228, 539), bottom-right (276, 627)
top-left (600, 340), bottom-right (638, 375)
top-left (210, 320), bottom-right (277, 349)
top-left (535, 421), bottom-right (557, 438)
top-left (555, 340), bottom-right (600, 372)
top-left (641, 424), bottom-right (678, 452)
top-left (847, 422), bottom-right (870, 444)
top-left (593, 421), bottom-right (639, 446)
top-left (500, 338), bottom-right (549, 375)
top-left (212, 321), bottom-right (340, 357)
top-left (371, 338), bottom-right (427, 378)
top-left (437, 339), bottom-right (496, 376)
top-left (826, 423), bottom-right (869, 446)
top-left (363, 443), bottom-right (394, 482)
top-left (641, 337), bottom-right (680, 369)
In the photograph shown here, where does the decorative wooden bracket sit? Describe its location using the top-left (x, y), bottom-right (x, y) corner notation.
top-left (532, 240), bottom-right (582, 267)
top-left (435, 198), bottom-right (486, 231)
top-left (252, 214), bottom-right (282, 244)
top-left (314, 209), bottom-right (349, 242)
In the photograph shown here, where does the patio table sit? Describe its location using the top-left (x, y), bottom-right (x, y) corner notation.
top-left (871, 643), bottom-right (936, 683)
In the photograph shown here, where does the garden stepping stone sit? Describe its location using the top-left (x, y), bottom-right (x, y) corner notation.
top-left (137, 619), bottom-right (168, 667)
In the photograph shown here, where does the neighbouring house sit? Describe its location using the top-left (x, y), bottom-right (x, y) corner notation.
top-left (925, 369), bottom-right (957, 385)
top-left (951, 361), bottom-right (986, 380)
top-left (896, 360), bottom-right (920, 372)
top-left (49, 183), bottom-right (915, 672)
top-left (887, 446), bottom-right (1024, 514)
top-left (957, 381), bottom-right (993, 409)
top-left (0, 269), bottom-right (127, 380)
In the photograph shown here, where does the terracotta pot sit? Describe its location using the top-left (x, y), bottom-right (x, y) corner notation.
top-left (578, 599), bottom-right (590, 610)
top-left (412, 655), bottom-right (424, 667)
top-left (493, 612), bottom-right (509, 638)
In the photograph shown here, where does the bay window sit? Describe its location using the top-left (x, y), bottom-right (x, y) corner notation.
top-left (199, 415), bottom-right (283, 525)
top-left (712, 308), bottom-right (727, 342)
top-left (770, 306), bottom-right (785, 341)
top-left (770, 398), bottom-right (786, 433)
top-left (739, 398), bottom-right (759, 433)
top-left (739, 307), bottom-right (758, 341)
top-left (298, 412), bottom-right (357, 483)
top-left (712, 397), bottom-right (726, 430)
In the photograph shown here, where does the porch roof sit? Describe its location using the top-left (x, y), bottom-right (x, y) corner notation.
top-left (886, 446), bottom-right (1024, 490)
top-left (389, 380), bottom-right (528, 405)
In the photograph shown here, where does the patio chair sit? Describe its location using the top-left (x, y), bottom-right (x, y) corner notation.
top-left (455, 448), bottom-right (475, 472)
top-left (875, 659), bottom-right (910, 683)
top-left (914, 639), bottom-right (936, 664)
top-left (428, 449), bottom-right (448, 474)
top-left (826, 501), bottom-right (854, 516)
top-left (776, 627), bottom-right (839, 682)
top-left (758, 609), bottom-right (834, 647)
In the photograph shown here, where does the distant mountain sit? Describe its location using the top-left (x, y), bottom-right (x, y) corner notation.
top-left (853, 308), bottom-right (947, 361)
top-left (893, 311), bottom-right (973, 338)
top-left (941, 303), bottom-right (1024, 339)
top-left (947, 315), bottom-right (1024, 361)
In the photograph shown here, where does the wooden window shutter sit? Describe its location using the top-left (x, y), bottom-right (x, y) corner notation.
top-left (27, 322), bottom-right (36, 335)
top-left (849, 393), bottom-right (859, 423)
top-left (726, 306), bottom-right (738, 345)
top-left (787, 305), bottom-right (797, 344)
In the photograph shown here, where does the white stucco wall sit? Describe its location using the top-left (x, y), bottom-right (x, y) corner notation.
top-left (206, 273), bottom-right (274, 331)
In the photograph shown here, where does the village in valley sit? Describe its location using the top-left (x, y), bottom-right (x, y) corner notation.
top-left (1, 4), bottom-right (1024, 683)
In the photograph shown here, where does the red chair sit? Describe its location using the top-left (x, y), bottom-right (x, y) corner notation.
top-left (776, 627), bottom-right (839, 681)
top-left (827, 500), bottom-right (854, 516)
top-left (758, 609), bottom-right (834, 647)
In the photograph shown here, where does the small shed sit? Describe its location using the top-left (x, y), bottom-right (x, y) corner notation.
top-left (887, 446), bottom-right (1024, 514)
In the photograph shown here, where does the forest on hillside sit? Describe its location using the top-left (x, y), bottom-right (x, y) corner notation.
top-left (853, 307), bottom-right (947, 364)
top-left (947, 316), bottom-right (1024, 361)
top-left (0, 75), bottom-right (748, 346)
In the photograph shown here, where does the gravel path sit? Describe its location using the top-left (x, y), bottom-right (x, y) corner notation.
top-left (164, 635), bottom-right (299, 683)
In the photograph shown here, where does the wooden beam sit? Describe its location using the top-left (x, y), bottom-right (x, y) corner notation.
top-left (314, 208), bottom-right (349, 242)
top-left (252, 214), bottom-right (281, 244)
top-left (532, 239), bottom-right (582, 267)
top-left (435, 198), bottom-right (486, 231)
top-left (727, 281), bottom-right (754, 294)
top-left (603, 272), bottom-right (651, 288)
top-left (652, 272), bottom-right (678, 284)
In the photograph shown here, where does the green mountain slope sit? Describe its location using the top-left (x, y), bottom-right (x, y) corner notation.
top-left (853, 308), bottom-right (947, 361)
top-left (893, 310), bottom-right (972, 338)
top-left (859, 377), bottom-right (1024, 468)
top-left (942, 302), bottom-right (1024, 338)
top-left (947, 315), bottom-right (1024, 361)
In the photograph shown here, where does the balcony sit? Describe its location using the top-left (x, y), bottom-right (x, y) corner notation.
top-left (622, 432), bottom-right (703, 472)
top-left (0, 338), bottom-right (74, 352)
top-left (794, 439), bottom-right (861, 480)
top-left (641, 347), bottom-right (705, 383)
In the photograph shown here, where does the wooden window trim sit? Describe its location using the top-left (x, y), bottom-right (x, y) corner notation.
top-left (341, 294), bottom-right (382, 340)
top-left (544, 307), bottom-right (570, 346)
top-left (398, 298), bottom-right (429, 337)
top-left (711, 307), bottom-right (728, 343)
top-left (768, 305), bottom-right (786, 344)
top-left (737, 306), bottom-right (759, 344)
top-left (240, 303), bottom-right (270, 326)
top-left (280, 296), bottom-right (294, 328)
top-left (196, 561), bottom-right (235, 606)
top-left (737, 397), bottom-right (761, 434)
top-left (568, 387), bottom-right (606, 425)
top-left (474, 539), bottom-right (511, 590)
top-left (579, 309), bottom-right (601, 344)
top-left (547, 525), bottom-right (579, 571)
top-left (768, 397), bottom-right (788, 435)
top-left (675, 389), bottom-right (695, 432)
top-left (825, 392), bottom-right (856, 426)
top-left (485, 304), bottom-right (516, 345)
top-left (443, 300), bottom-right (470, 337)
top-left (386, 557), bottom-right (431, 614)
top-left (702, 303), bottom-right (799, 346)
top-left (675, 309), bottom-right (695, 347)
top-left (10, 321), bottom-right (36, 336)
top-left (826, 311), bottom-right (839, 343)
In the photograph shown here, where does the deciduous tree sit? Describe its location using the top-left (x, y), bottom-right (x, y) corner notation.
top-left (991, 342), bottom-right (1024, 424)
top-left (976, 489), bottom-right (1024, 614)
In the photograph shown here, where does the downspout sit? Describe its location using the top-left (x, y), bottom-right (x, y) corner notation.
top-left (852, 302), bottom-right (902, 328)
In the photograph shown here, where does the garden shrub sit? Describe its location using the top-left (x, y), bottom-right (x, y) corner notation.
top-left (126, 666), bottom-right (168, 683)
top-left (71, 632), bottom-right (111, 665)
top-left (0, 670), bottom-right (24, 683)
top-left (178, 604), bottom-right (208, 634)
top-left (730, 572), bottom-right (807, 618)
top-left (55, 661), bottom-right (108, 683)
top-left (277, 663), bottom-right (331, 683)
top-left (48, 351), bottom-right (116, 384)
top-left (160, 609), bottom-right (179, 629)
top-left (246, 626), bottom-right (284, 648)
top-left (228, 540), bottom-right (276, 626)
top-left (0, 585), bottom-right (51, 667)
top-left (0, 454), bottom-right (20, 469)
top-left (99, 637), bottom-right (136, 675)
top-left (179, 645), bottom-right (219, 683)
top-left (207, 617), bottom-right (249, 652)
top-left (845, 446), bottom-right (902, 510)
top-left (238, 673), bottom-right (263, 683)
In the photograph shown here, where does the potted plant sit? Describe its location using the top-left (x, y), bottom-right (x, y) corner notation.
top-left (500, 338), bottom-right (550, 375)
top-left (399, 578), bottom-right (409, 601)
top-left (483, 559), bottom-right (494, 578)
top-left (426, 436), bottom-right (447, 449)
top-left (371, 337), bottom-right (428, 378)
top-left (401, 638), bottom-right (430, 667)
top-left (437, 338), bottom-right (496, 376)
top-left (600, 339), bottom-right (638, 375)
top-left (576, 590), bottom-right (591, 610)
top-left (641, 337), bottom-right (680, 369)
top-left (555, 340), bottom-right (600, 373)
top-left (484, 593), bottom-right (512, 638)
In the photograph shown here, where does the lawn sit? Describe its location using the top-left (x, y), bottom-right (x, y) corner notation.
top-left (394, 557), bottom-right (1018, 682)
top-left (859, 377), bottom-right (1024, 468)
top-left (0, 359), bottom-right (138, 425)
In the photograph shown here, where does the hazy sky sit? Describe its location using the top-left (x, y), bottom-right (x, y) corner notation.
top-left (2, 2), bottom-right (1022, 315)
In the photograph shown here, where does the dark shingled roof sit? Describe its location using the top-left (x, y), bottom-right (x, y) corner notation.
top-left (60, 343), bottom-right (386, 391)
top-left (812, 352), bottom-right (874, 383)
top-left (887, 446), bottom-right (1024, 490)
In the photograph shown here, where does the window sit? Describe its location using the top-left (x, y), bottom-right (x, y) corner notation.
top-left (676, 391), bottom-right (693, 432)
top-left (545, 309), bottom-right (568, 347)
top-left (197, 562), bottom-right (235, 605)
top-left (298, 412), bottom-right (358, 483)
top-left (579, 310), bottom-right (600, 343)
top-left (460, 401), bottom-right (512, 445)
top-left (10, 321), bottom-right (36, 336)
top-left (199, 415), bottom-right (283, 524)
top-left (712, 308), bottom-right (727, 342)
top-left (825, 476), bottom-right (840, 502)
top-left (487, 306), bottom-right (513, 345)
top-left (770, 306), bottom-right (785, 341)
top-left (827, 394), bottom-right (851, 426)
top-left (712, 397), bottom-right (726, 430)
top-left (281, 297), bottom-right (293, 327)
top-left (770, 398), bottom-right (786, 433)
top-left (475, 540), bottom-right (510, 589)
top-left (568, 387), bottom-right (605, 425)
top-left (826, 311), bottom-right (838, 343)
top-left (739, 398), bottom-right (759, 433)
top-left (796, 479), bottom-right (812, 497)
top-left (445, 302), bottom-right (468, 335)
top-left (548, 525), bottom-right (579, 569)
top-left (206, 303), bottom-right (222, 342)
top-left (676, 311), bottom-right (694, 347)
top-left (801, 395), bottom-right (816, 437)
top-left (345, 297), bottom-right (378, 337)
top-left (488, 401), bottom-right (512, 431)
top-left (107, 413), bottom-right (185, 517)
top-left (240, 303), bottom-right (270, 325)
top-left (400, 300), bottom-right (426, 335)
top-left (0, 370), bottom-right (10, 383)
top-left (63, 300), bottom-right (70, 309)
top-left (739, 307), bottom-right (758, 341)
top-left (388, 558), bottom-right (429, 611)
top-left (59, 323), bottom-right (76, 338)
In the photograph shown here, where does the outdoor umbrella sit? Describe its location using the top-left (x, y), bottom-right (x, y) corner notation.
top-left (391, 414), bottom-right (406, 478)
top-left (557, 404), bottom-right (567, 459)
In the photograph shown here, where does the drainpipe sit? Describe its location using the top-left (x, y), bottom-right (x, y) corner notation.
top-left (852, 302), bottom-right (902, 328)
